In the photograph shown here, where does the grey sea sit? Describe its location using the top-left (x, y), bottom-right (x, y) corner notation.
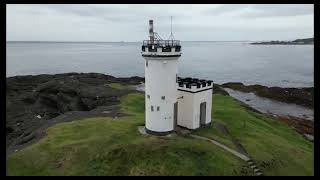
top-left (6, 41), bottom-right (314, 88)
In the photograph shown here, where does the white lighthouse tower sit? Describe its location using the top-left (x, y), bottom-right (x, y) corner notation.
top-left (141, 20), bottom-right (182, 135)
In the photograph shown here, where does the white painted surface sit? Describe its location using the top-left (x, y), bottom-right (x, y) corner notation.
top-left (193, 89), bottom-right (213, 125)
top-left (177, 87), bottom-right (212, 129)
top-left (177, 91), bottom-right (195, 129)
top-left (143, 56), bottom-right (180, 132)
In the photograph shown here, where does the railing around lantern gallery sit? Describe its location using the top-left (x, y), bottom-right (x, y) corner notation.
top-left (142, 40), bottom-right (181, 53)
top-left (142, 40), bottom-right (180, 47)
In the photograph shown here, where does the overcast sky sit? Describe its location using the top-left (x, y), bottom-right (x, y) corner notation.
top-left (6, 4), bottom-right (314, 42)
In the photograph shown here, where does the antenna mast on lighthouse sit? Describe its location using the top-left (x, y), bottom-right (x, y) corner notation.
top-left (171, 16), bottom-right (172, 35)
top-left (149, 20), bottom-right (154, 43)
top-left (168, 16), bottom-right (175, 41)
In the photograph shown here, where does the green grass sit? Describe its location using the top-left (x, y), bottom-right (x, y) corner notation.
top-left (7, 92), bottom-right (247, 176)
top-left (6, 92), bottom-right (313, 176)
top-left (193, 94), bottom-right (314, 176)
top-left (109, 83), bottom-right (134, 90)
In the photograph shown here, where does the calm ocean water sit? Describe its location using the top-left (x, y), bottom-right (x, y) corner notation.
top-left (6, 42), bottom-right (314, 88)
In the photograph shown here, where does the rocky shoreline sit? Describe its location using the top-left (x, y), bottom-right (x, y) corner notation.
top-left (215, 83), bottom-right (314, 140)
top-left (221, 82), bottom-right (313, 109)
top-left (6, 73), bottom-right (314, 153)
top-left (6, 73), bottom-right (144, 154)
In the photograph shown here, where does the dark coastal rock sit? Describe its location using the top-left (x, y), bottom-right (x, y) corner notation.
top-left (221, 82), bottom-right (313, 108)
top-left (115, 76), bottom-right (145, 85)
top-left (6, 126), bottom-right (14, 135)
top-left (212, 83), bottom-right (229, 96)
top-left (6, 73), bottom-right (143, 152)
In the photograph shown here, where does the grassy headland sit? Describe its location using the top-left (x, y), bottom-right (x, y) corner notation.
top-left (7, 85), bottom-right (313, 175)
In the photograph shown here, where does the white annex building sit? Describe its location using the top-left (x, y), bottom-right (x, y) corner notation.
top-left (141, 20), bottom-right (213, 135)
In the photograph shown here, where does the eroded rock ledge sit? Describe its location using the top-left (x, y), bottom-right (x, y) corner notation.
top-left (221, 82), bottom-right (313, 108)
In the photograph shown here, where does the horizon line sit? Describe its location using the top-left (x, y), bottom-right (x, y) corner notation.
top-left (5, 40), bottom-right (267, 43)
top-left (7, 37), bottom-right (312, 43)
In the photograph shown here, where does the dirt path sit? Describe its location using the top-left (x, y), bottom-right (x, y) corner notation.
top-left (190, 134), bottom-right (250, 161)
top-left (190, 134), bottom-right (263, 176)
top-left (213, 122), bottom-right (248, 155)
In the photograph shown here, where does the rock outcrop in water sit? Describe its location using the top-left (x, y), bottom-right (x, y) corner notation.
top-left (212, 83), bottom-right (230, 96)
top-left (221, 82), bottom-right (314, 108)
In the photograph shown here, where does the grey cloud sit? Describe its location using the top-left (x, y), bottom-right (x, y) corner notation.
top-left (18, 4), bottom-right (192, 23)
top-left (40, 4), bottom-right (117, 16)
top-left (243, 4), bottom-right (313, 18)
top-left (204, 4), bottom-right (313, 18)
top-left (18, 5), bottom-right (144, 23)
top-left (6, 4), bottom-right (314, 42)
top-left (204, 4), bottom-right (250, 15)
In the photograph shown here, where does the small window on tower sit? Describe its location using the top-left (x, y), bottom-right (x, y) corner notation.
top-left (151, 106), bottom-right (154, 111)
top-left (147, 95), bottom-right (150, 99)
top-left (146, 61), bottom-right (148, 67)
top-left (157, 106), bottom-right (160, 111)
top-left (161, 96), bottom-right (165, 100)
